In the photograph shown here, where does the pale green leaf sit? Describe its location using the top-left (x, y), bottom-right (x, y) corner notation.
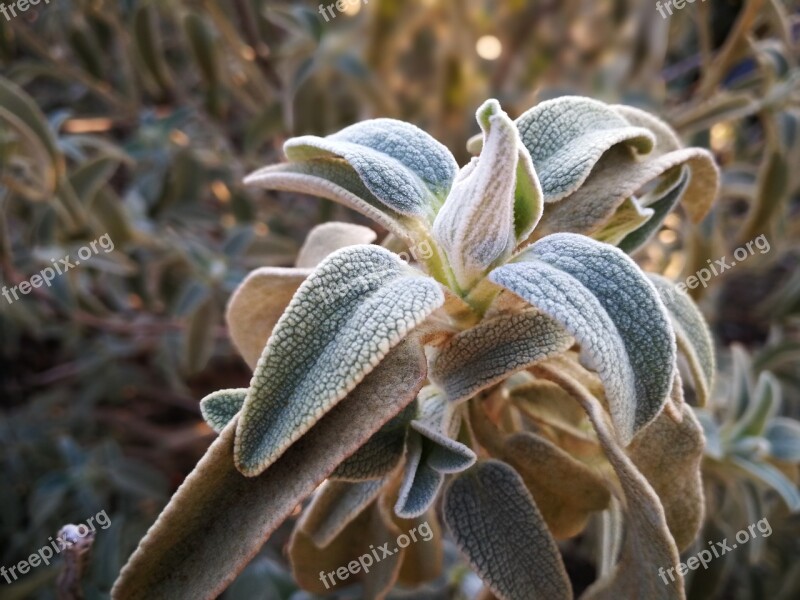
top-left (648, 273), bottom-right (716, 406)
top-left (593, 197), bottom-right (654, 246)
top-left (395, 431), bottom-right (445, 519)
top-left (618, 167), bottom-right (689, 254)
top-left (284, 119), bottom-right (458, 217)
top-left (490, 233), bottom-right (676, 444)
top-left (433, 100), bottom-right (541, 289)
top-left (200, 388), bottom-right (246, 433)
top-left (515, 96), bottom-right (654, 202)
top-left (244, 160), bottom-right (416, 244)
top-left (443, 460), bottom-right (572, 600)
top-left (730, 456), bottom-right (800, 511)
top-left (295, 221), bottom-right (376, 268)
top-left (729, 372), bottom-right (781, 440)
top-left (225, 266), bottom-right (311, 370)
top-left (112, 340), bottom-right (426, 599)
top-left (431, 311), bottom-right (573, 404)
top-left (235, 246), bottom-right (444, 476)
top-left (766, 418), bottom-right (800, 462)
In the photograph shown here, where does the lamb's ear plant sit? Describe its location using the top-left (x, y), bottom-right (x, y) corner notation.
top-left (112, 96), bottom-right (721, 600)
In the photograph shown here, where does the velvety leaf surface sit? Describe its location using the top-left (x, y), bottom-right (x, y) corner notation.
top-left (649, 274), bottom-right (716, 406)
top-left (533, 366), bottom-right (684, 600)
top-left (244, 160), bottom-right (415, 243)
top-left (112, 341), bottom-right (426, 600)
top-left (470, 409), bottom-right (609, 539)
top-left (298, 478), bottom-right (388, 548)
top-left (515, 96), bottom-right (654, 202)
top-left (331, 401), bottom-right (416, 481)
top-left (443, 460), bottom-right (572, 600)
top-left (235, 245), bottom-right (444, 476)
top-left (431, 311), bottom-right (573, 404)
top-left (295, 222), bottom-right (377, 268)
top-left (200, 388), bottom-right (246, 433)
top-left (618, 168), bottom-right (689, 254)
top-left (225, 267), bottom-right (311, 370)
top-left (433, 100), bottom-right (540, 289)
top-left (289, 502), bottom-right (403, 598)
top-left (629, 404), bottom-right (706, 551)
top-left (394, 432), bottom-right (445, 519)
top-left (284, 119), bottom-right (458, 217)
top-left (490, 233), bottom-right (676, 443)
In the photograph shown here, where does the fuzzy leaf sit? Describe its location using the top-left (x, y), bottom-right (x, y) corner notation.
top-left (534, 368), bottom-right (684, 600)
top-left (295, 222), bottom-right (377, 268)
top-left (433, 100), bottom-right (541, 289)
top-left (730, 456), bottom-right (800, 511)
top-left (244, 160), bottom-right (416, 243)
top-left (648, 274), bottom-right (716, 406)
top-left (289, 502), bottom-right (403, 597)
top-left (618, 168), bottom-right (689, 254)
top-left (235, 246), bottom-right (444, 476)
top-left (298, 478), bottom-right (388, 548)
top-left (471, 409), bottom-right (610, 539)
top-left (535, 145), bottom-right (718, 238)
top-left (331, 401), bottom-right (416, 481)
top-left (443, 460), bottom-right (572, 600)
top-left (593, 197), bottom-right (654, 246)
top-left (629, 404), bottom-right (706, 551)
top-left (728, 372), bottom-right (781, 440)
top-left (394, 432), bottom-right (444, 519)
top-left (284, 119), bottom-right (458, 218)
top-left (225, 267), bottom-right (311, 369)
top-left (200, 388), bottom-right (247, 433)
top-left (515, 96), bottom-right (654, 202)
top-left (112, 341), bottom-right (426, 600)
top-left (490, 233), bottom-right (676, 443)
top-left (431, 311), bottom-right (573, 404)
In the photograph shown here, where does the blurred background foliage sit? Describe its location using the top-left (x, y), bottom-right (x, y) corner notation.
top-left (0, 0), bottom-right (798, 598)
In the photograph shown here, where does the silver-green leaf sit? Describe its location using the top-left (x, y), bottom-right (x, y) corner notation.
top-left (235, 245), bottom-right (444, 476)
top-left (443, 460), bottom-right (572, 600)
top-left (200, 388), bottom-right (247, 433)
top-left (490, 233), bottom-right (676, 444)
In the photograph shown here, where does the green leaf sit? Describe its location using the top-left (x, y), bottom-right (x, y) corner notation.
top-left (395, 431), bottom-right (445, 519)
top-left (648, 274), bottom-right (716, 406)
top-left (298, 478), bottom-right (388, 547)
top-left (112, 340), bottom-right (426, 600)
top-left (490, 233), bottom-right (676, 444)
top-left (766, 417), bottom-right (800, 462)
top-left (618, 167), bottom-right (689, 254)
top-left (68, 155), bottom-right (121, 206)
top-left (729, 372), bottom-right (781, 440)
top-left (432, 100), bottom-right (541, 289)
top-left (443, 460), bottom-right (572, 600)
top-left (295, 221), bottom-right (377, 268)
top-left (431, 311), bottom-right (572, 404)
top-left (200, 389), bottom-right (247, 434)
top-left (283, 119), bottom-right (458, 218)
top-left (225, 267), bottom-right (312, 369)
top-left (235, 245), bottom-right (444, 476)
top-left (515, 96), bottom-right (654, 202)
top-left (593, 197), bottom-right (654, 246)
